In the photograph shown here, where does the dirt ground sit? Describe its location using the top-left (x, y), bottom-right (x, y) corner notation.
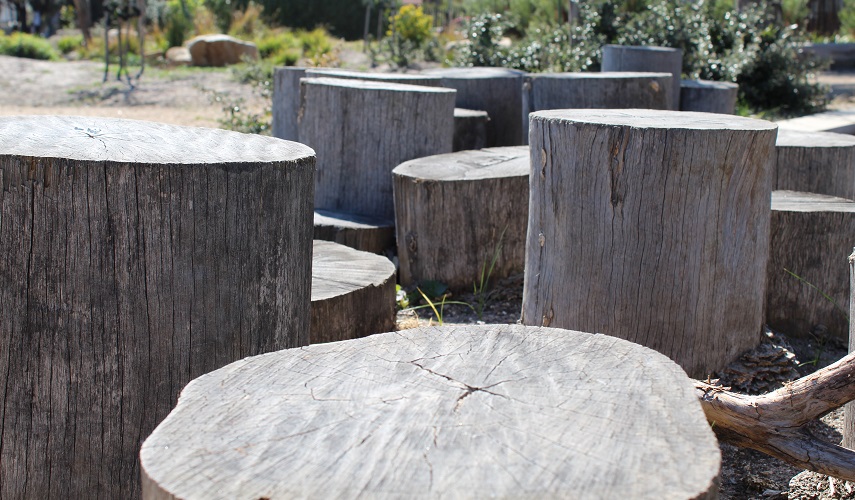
top-left (3, 52), bottom-right (855, 499)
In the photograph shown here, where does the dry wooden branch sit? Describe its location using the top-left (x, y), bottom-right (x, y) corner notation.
top-left (695, 349), bottom-right (855, 481)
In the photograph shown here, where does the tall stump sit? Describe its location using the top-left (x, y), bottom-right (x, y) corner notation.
top-left (523, 109), bottom-right (777, 378)
top-left (766, 191), bottom-right (855, 341)
top-left (775, 129), bottom-right (855, 200)
top-left (393, 146), bottom-right (529, 290)
top-left (601, 45), bottom-right (683, 110)
top-left (300, 77), bottom-right (455, 220)
top-left (680, 79), bottom-right (739, 114)
top-left (141, 325), bottom-right (721, 499)
top-left (424, 67), bottom-right (526, 147)
top-left (0, 115), bottom-right (315, 498)
top-left (271, 66), bottom-right (306, 141)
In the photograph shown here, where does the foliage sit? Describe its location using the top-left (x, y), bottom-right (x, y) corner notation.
top-left (207, 58), bottom-right (272, 134)
top-left (57, 34), bottom-right (84, 54)
top-left (0, 32), bottom-right (59, 60)
top-left (250, 0), bottom-right (371, 40)
top-left (163, 0), bottom-right (196, 48)
top-left (840, 0), bottom-right (855, 37)
top-left (472, 228), bottom-right (506, 320)
top-left (453, 12), bottom-right (508, 67)
top-left (381, 5), bottom-right (436, 68)
top-left (228, 2), bottom-right (266, 38)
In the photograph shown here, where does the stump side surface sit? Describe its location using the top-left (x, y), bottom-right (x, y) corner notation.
top-left (141, 325), bottom-right (721, 500)
top-left (272, 66), bottom-right (306, 140)
top-left (775, 129), bottom-right (855, 200)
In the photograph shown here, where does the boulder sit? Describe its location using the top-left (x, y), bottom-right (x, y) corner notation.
top-left (186, 34), bottom-right (258, 67)
top-left (164, 46), bottom-right (191, 66)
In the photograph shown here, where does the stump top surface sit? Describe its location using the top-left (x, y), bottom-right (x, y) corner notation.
top-left (311, 240), bottom-right (396, 301)
top-left (314, 209), bottom-right (394, 230)
top-left (531, 71), bottom-right (671, 80)
top-left (772, 190), bottom-right (855, 212)
top-left (681, 79), bottom-right (739, 90)
top-left (423, 66), bottom-right (527, 79)
top-left (393, 146), bottom-right (529, 181)
top-left (776, 128), bottom-right (855, 148)
top-left (531, 108), bottom-right (777, 131)
top-left (141, 324), bottom-right (720, 500)
top-left (305, 68), bottom-right (442, 84)
top-left (302, 76), bottom-right (456, 94)
top-left (604, 44), bottom-right (682, 54)
top-left (454, 107), bottom-right (490, 118)
top-left (0, 115), bottom-right (314, 164)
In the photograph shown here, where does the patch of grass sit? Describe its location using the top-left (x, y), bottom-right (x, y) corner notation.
top-left (0, 33), bottom-right (60, 60)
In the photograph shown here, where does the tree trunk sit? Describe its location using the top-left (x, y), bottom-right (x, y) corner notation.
top-left (424, 67), bottom-right (527, 148)
top-left (453, 108), bottom-right (489, 152)
top-left (0, 115), bottom-right (315, 498)
top-left (140, 325), bottom-right (721, 499)
top-left (300, 77), bottom-right (455, 220)
top-left (310, 240), bottom-right (396, 344)
top-left (394, 146), bottom-right (529, 291)
top-left (680, 79), bottom-right (738, 114)
top-left (314, 209), bottom-right (395, 255)
top-left (774, 129), bottom-right (855, 200)
top-left (522, 109), bottom-right (777, 378)
top-left (766, 190), bottom-right (855, 341)
top-left (272, 66), bottom-right (306, 141)
top-left (73, 0), bottom-right (91, 43)
top-left (601, 45), bottom-right (684, 110)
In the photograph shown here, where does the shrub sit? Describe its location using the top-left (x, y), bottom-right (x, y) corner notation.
top-left (297, 28), bottom-right (333, 59)
top-left (0, 33), bottom-right (60, 60)
top-left (57, 34), bottom-right (84, 54)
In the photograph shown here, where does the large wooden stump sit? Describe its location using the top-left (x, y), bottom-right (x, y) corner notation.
top-left (314, 208), bottom-right (395, 254)
top-left (680, 79), bottom-right (738, 114)
top-left (310, 240), bottom-right (396, 344)
top-left (271, 66), bottom-right (306, 141)
top-left (140, 325), bottom-right (721, 499)
top-left (601, 44), bottom-right (683, 110)
top-left (775, 129), bottom-right (855, 200)
top-left (300, 77), bottom-right (455, 220)
top-left (523, 109), bottom-right (777, 378)
top-left (0, 115), bottom-right (315, 498)
top-left (393, 146), bottom-right (529, 290)
top-left (424, 67), bottom-right (526, 147)
top-left (766, 191), bottom-right (855, 341)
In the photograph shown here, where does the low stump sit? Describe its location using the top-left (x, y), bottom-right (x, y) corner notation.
top-left (140, 325), bottom-right (721, 499)
top-left (314, 208), bottom-right (395, 254)
top-left (453, 107), bottom-right (489, 152)
top-left (680, 79), bottom-right (738, 114)
top-left (775, 129), bottom-right (855, 200)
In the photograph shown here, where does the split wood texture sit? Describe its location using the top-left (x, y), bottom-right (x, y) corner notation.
top-left (522, 109), bottom-right (777, 378)
top-left (774, 129), bottom-right (855, 200)
top-left (680, 79), bottom-right (739, 114)
top-left (453, 107), bottom-right (489, 152)
top-left (300, 77), bottom-right (455, 220)
top-left (766, 190), bottom-right (855, 341)
top-left (313, 208), bottom-right (395, 254)
top-left (393, 146), bottom-right (530, 290)
top-left (0, 115), bottom-right (315, 498)
top-left (140, 325), bottom-right (721, 499)
top-left (310, 240), bottom-right (396, 344)
top-left (425, 67), bottom-right (527, 147)
top-left (601, 44), bottom-right (683, 110)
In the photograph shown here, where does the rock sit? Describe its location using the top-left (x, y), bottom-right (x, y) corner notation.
top-left (186, 34), bottom-right (258, 67)
top-left (164, 46), bottom-right (191, 66)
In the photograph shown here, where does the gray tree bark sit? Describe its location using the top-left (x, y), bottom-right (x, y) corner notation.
top-left (310, 240), bottom-right (396, 344)
top-left (0, 115), bottom-right (315, 498)
top-left (601, 45), bottom-right (683, 110)
top-left (393, 146), bottom-right (530, 290)
top-left (775, 129), bottom-right (855, 200)
top-left (272, 66), bottom-right (306, 141)
top-left (680, 79), bottom-right (739, 114)
top-left (300, 77), bottom-right (455, 220)
top-left (314, 209), bottom-right (395, 255)
top-left (522, 109), bottom-right (777, 378)
top-left (140, 325), bottom-right (721, 499)
top-left (453, 108), bottom-right (489, 152)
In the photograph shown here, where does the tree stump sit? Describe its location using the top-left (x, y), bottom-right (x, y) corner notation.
top-left (424, 67), bottom-right (526, 147)
top-left (775, 129), bottom-right (855, 200)
top-left (310, 240), bottom-right (396, 344)
top-left (304, 68), bottom-right (442, 87)
top-left (522, 72), bottom-right (672, 139)
top-left (601, 45), bottom-right (683, 110)
top-left (300, 77), bottom-right (455, 220)
top-left (680, 79), bottom-right (738, 114)
top-left (523, 109), bottom-right (777, 378)
top-left (766, 190), bottom-right (855, 342)
top-left (140, 324), bottom-right (721, 499)
top-left (393, 146), bottom-right (529, 290)
top-left (314, 209), bottom-right (395, 255)
top-left (0, 115), bottom-right (315, 498)
top-left (453, 107), bottom-right (489, 152)
top-left (272, 66), bottom-right (306, 141)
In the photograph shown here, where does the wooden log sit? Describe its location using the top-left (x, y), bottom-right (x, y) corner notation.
top-left (300, 77), bottom-right (456, 220)
top-left (766, 190), bottom-right (855, 341)
top-left (453, 107), bottom-right (489, 152)
top-left (314, 208), bottom-right (395, 255)
top-left (310, 240), bottom-right (396, 344)
top-left (393, 146), bottom-right (529, 290)
top-left (304, 68), bottom-right (442, 87)
top-left (523, 109), bottom-right (777, 378)
top-left (140, 325), bottom-right (721, 499)
top-left (522, 72), bottom-right (672, 140)
top-left (775, 128), bottom-right (855, 200)
top-left (845, 249), bottom-right (855, 449)
top-left (272, 66), bottom-right (306, 141)
top-left (0, 115), bottom-right (315, 498)
top-left (601, 44), bottom-right (683, 110)
top-left (680, 79), bottom-right (738, 114)
top-left (424, 67), bottom-right (526, 147)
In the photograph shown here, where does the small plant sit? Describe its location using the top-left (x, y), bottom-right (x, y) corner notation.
top-left (472, 228), bottom-right (506, 320)
top-left (57, 34), bottom-right (84, 55)
top-left (0, 33), bottom-right (60, 60)
top-left (382, 4), bottom-right (436, 68)
top-left (399, 281), bottom-right (475, 325)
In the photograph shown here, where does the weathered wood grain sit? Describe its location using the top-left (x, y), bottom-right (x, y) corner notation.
top-left (522, 109), bottom-right (777, 378)
top-left (140, 324), bottom-right (721, 500)
top-left (310, 240), bottom-right (396, 344)
top-left (313, 208), bottom-right (395, 254)
top-left (272, 66), bottom-right (306, 141)
top-left (601, 45), bottom-right (683, 110)
top-left (300, 77), bottom-right (455, 220)
top-left (393, 146), bottom-right (529, 290)
top-left (774, 129), bottom-right (855, 200)
top-left (453, 107), bottom-right (489, 152)
top-left (304, 68), bottom-right (442, 87)
top-left (680, 79), bottom-right (738, 114)
top-left (766, 190), bottom-right (855, 341)
top-left (845, 249), bottom-right (855, 450)
top-left (0, 115), bottom-right (315, 498)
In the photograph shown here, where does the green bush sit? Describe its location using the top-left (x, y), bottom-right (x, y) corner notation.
top-left (57, 34), bottom-right (84, 54)
top-left (0, 33), bottom-right (60, 60)
top-left (296, 28), bottom-right (333, 59)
